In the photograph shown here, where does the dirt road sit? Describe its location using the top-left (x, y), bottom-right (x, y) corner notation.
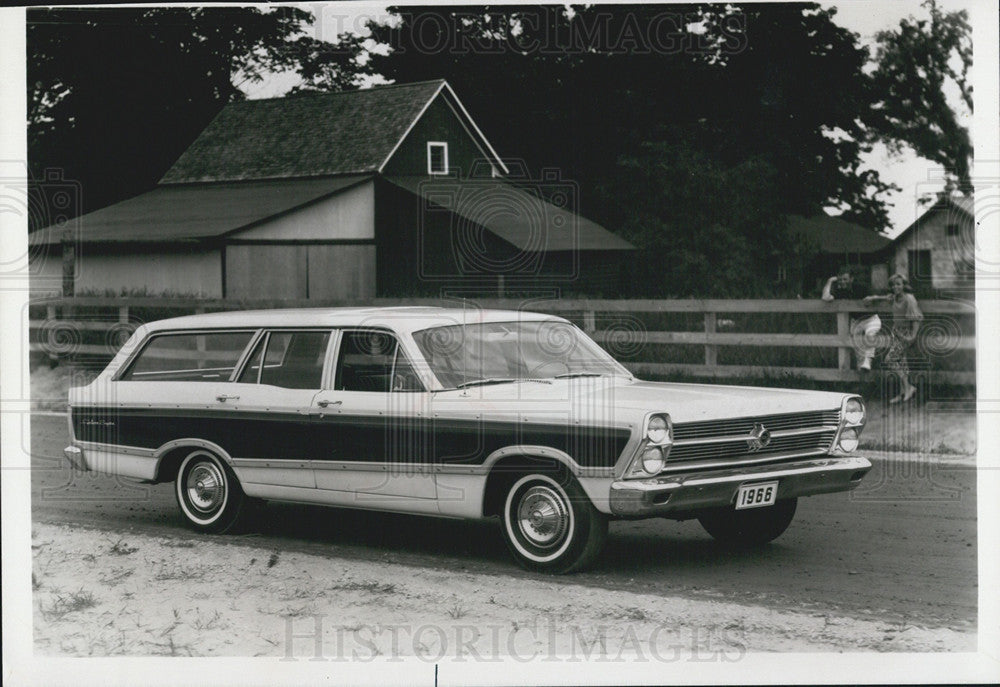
top-left (29, 414), bottom-right (977, 639)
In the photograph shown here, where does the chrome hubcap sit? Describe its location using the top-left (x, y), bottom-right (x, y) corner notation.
top-left (517, 486), bottom-right (569, 548)
top-left (186, 462), bottom-right (225, 513)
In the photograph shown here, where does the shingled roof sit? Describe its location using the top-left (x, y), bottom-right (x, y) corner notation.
top-left (788, 214), bottom-right (891, 254)
top-left (29, 176), bottom-right (371, 245)
top-left (161, 80), bottom-right (460, 184)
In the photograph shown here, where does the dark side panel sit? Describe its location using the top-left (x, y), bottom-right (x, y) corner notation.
top-left (72, 407), bottom-right (631, 469)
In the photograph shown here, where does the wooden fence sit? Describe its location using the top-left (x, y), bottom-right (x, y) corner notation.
top-left (29, 296), bottom-right (976, 385)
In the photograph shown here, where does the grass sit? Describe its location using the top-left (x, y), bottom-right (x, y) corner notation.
top-left (446, 603), bottom-right (468, 620)
top-left (107, 538), bottom-right (138, 556)
top-left (329, 580), bottom-right (397, 595)
top-left (41, 588), bottom-right (99, 621)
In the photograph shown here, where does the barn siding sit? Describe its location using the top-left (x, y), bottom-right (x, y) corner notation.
top-left (307, 244), bottom-right (376, 299)
top-left (231, 180), bottom-right (375, 240)
top-left (382, 95), bottom-right (497, 178)
top-left (225, 245), bottom-right (308, 299)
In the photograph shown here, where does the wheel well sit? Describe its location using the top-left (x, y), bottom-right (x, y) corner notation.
top-left (482, 455), bottom-right (570, 518)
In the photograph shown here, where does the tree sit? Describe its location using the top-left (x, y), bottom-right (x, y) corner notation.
top-left (868, 0), bottom-right (973, 193)
top-left (27, 6), bottom-right (349, 225)
top-left (316, 4), bottom-right (895, 293)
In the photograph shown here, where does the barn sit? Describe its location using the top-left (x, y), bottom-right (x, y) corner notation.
top-left (30, 80), bottom-right (635, 299)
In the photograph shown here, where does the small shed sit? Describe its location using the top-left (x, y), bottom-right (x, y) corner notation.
top-left (889, 196), bottom-right (975, 294)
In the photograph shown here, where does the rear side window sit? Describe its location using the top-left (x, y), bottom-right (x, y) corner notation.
top-left (237, 330), bottom-right (330, 389)
top-left (120, 331), bottom-right (255, 382)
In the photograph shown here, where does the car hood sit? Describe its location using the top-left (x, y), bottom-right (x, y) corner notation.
top-left (433, 377), bottom-right (847, 425)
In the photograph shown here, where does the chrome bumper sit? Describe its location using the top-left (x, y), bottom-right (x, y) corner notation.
top-left (609, 455), bottom-right (872, 518)
top-left (63, 445), bottom-right (89, 472)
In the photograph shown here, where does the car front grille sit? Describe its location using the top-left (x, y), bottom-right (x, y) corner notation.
top-left (672, 410), bottom-right (841, 442)
top-left (664, 409), bottom-right (841, 467)
top-left (668, 430), bottom-right (837, 462)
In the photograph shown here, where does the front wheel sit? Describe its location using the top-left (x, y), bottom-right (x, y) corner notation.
top-left (697, 498), bottom-right (797, 546)
top-left (175, 450), bottom-right (246, 533)
top-left (502, 473), bottom-right (607, 574)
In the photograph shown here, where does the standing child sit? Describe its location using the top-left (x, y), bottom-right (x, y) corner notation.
top-left (864, 273), bottom-right (923, 403)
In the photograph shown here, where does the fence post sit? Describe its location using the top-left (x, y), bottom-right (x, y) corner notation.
top-left (704, 312), bottom-right (717, 368)
top-left (837, 312), bottom-right (850, 371)
top-left (583, 310), bottom-right (596, 334)
top-left (118, 305), bottom-right (129, 323)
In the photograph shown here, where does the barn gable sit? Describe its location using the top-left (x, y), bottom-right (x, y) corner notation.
top-left (159, 80), bottom-right (506, 183)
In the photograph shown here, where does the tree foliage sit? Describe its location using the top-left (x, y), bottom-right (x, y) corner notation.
top-left (331, 3), bottom-right (895, 294)
top-left (868, 0), bottom-right (973, 192)
top-left (27, 6), bottom-right (333, 222)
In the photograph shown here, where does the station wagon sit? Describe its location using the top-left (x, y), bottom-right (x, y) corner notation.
top-left (65, 307), bottom-right (871, 573)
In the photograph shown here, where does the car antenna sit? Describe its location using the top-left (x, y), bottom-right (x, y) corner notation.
top-left (461, 297), bottom-right (468, 396)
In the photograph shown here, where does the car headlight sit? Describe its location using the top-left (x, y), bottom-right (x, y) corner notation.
top-left (839, 428), bottom-right (859, 452)
top-left (646, 415), bottom-right (670, 444)
top-left (641, 447), bottom-right (665, 474)
top-left (844, 398), bottom-right (865, 425)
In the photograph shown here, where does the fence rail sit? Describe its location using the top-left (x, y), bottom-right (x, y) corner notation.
top-left (29, 296), bottom-right (976, 385)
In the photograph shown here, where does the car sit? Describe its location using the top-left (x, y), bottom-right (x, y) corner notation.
top-left (64, 306), bottom-right (872, 573)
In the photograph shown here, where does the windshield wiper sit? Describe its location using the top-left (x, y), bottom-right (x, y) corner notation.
top-left (455, 377), bottom-right (553, 389)
top-left (554, 372), bottom-right (606, 379)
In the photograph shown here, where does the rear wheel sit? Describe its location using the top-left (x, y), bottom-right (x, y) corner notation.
top-left (175, 450), bottom-right (246, 533)
top-left (697, 498), bottom-right (797, 546)
top-left (501, 472), bottom-right (607, 574)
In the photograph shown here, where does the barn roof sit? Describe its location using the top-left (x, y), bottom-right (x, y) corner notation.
top-left (159, 80), bottom-right (506, 184)
top-left (386, 176), bottom-right (635, 252)
top-left (29, 176), bottom-right (371, 245)
top-left (788, 214), bottom-right (891, 254)
top-left (891, 194), bottom-right (975, 245)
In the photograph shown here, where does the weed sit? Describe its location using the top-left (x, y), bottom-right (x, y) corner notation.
top-left (267, 553), bottom-right (280, 568)
top-left (161, 540), bottom-right (196, 549)
top-left (99, 568), bottom-right (134, 587)
top-left (446, 603), bottom-right (468, 620)
top-left (108, 539), bottom-right (138, 556)
top-left (42, 588), bottom-right (99, 620)
top-left (153, 562), bottom-right (206, 581)
top-left (329, 581), bottom-right (397, 595)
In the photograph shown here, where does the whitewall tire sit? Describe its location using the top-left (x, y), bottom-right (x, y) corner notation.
top-left (175, 450), bottom-right (246, 534)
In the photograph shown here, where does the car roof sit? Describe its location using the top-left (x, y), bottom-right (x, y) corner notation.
top-left (140, 306), bottom-right (567, 336)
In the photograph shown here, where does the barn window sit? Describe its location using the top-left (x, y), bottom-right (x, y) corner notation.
top-left (427, 142), bottom-right (448, 175)
top-left (946, 223), bottom-right (959, 237)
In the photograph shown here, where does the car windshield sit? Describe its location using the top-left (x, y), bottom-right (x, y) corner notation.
top-left (412, 320), bottom-right (629, 389)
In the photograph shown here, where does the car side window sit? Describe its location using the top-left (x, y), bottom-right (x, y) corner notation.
top-left (237, 330), bottom-right (330, 389)
top-left (335, 330), bottom-right (423, 392)
top-left (120, 331), bottom-right (255, 382)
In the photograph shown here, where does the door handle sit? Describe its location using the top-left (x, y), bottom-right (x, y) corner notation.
top-left (316, 399), bottom-right (343, 408)
top-left (216, 394), bottom-right (240, 402)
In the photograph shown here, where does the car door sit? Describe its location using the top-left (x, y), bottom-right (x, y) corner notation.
top-left (225, 329), bottom-right (335, 490)
top-left (311, 328), bottom-right (438, 501)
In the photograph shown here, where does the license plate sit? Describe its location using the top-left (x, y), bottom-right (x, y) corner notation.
top-left (735, 481), bottom-right (779, 510)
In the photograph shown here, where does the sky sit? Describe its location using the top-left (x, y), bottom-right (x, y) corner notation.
top-left (246, 0), bottom-right (975, 238)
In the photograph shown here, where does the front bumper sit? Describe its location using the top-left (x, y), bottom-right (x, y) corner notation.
top-left (609, 455), bottom-right (871, 518)
top-left (64, 445), bottom-right (89, 472)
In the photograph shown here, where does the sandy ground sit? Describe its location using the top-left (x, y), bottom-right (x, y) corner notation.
top-left (31, 522), bottom-right (974, 658)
